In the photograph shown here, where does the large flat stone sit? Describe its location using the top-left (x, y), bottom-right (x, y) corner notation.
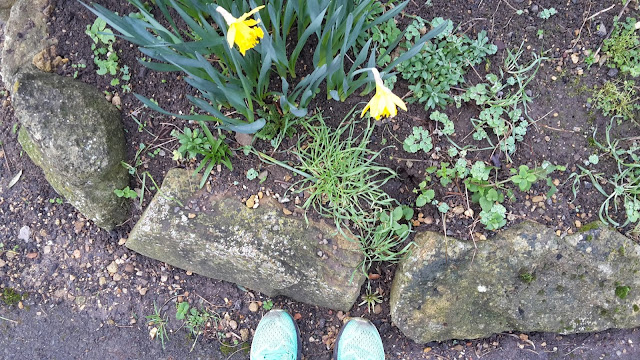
top-left (126, 169), bottom-right (366, 311)
top-left (390, 221), bottom-right (640, 343)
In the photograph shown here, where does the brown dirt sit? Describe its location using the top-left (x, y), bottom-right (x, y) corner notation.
top-left (2, 0), bottom-right (640, 359)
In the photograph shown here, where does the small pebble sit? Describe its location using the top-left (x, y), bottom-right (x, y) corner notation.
top-left (240, 328), bottom-right (250, 342)
top-left (249, 302), bottom-right (259, 312)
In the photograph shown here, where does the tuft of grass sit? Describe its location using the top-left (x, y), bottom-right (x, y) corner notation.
top-left (292, 111), bottom-right (397, 231)
top-left (146, 302), bottom-right (169, 349)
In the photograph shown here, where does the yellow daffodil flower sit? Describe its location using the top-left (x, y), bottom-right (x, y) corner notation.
top-left (361, 68), bottom-right (407, 120)
top-left (216, 5), bottom-right (265, 55)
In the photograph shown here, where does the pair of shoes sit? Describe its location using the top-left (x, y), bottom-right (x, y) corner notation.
top-left (250, 310), bottom-right (384, 360)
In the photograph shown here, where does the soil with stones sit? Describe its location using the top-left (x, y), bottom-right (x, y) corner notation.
top-left (2, 0), bottom-right (640, 359)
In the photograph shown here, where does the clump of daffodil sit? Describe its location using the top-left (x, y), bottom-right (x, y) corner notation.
top-left (361, 68), bottom-right (407, 120)
top-left (216, 5), bottom-right (265, 55)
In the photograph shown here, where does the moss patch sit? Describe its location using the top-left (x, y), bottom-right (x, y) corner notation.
top-left (1, 287), bottom-right (27, 306)
top-left (578, 221), bottom-right (601, 233)
top-left (615, 285), bottom-right (631, 300)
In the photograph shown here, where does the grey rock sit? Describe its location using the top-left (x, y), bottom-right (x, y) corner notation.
top-left (390, 221), bottom-right (640, 343)
top-left (0, 0), bottom-right (16, 22)
top-left (530, 4), bottom-right (538, 13)
top-left (1, 0), bottom-right (50, 89)
top-left (608, 68), bottom-right (619, 78)
top-left (596, 24), bottom-right (607, 37)
top-left (15, 71), bottom-right (129, 230)
top-left (126, 169), bottom-right (366, 311)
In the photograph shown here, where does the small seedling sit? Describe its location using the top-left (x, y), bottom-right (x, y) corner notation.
top-left (114, 186), bottom-right (138, 199)
top-left (71, 63), bottom-right (86, 78)
top-left (262, 300), bottom-right (274, 311)
top-left (359, 282), bottom-right (382, 314)
top-left (538, 8), bottom-right (557, 19)
top-left (246, 168), bottom-right (259, 180)
top-left (48, 197), bottom-right (63, 204)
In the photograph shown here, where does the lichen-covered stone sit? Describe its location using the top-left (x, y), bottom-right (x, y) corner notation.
top-left (390, 221), bottom-right (640, 343)
top-left (15, 71), bottom-right (128, 230)
top-left (126, 169), bottom-right (366, 311)
top-left (1, 0), bottom-right (49, 88)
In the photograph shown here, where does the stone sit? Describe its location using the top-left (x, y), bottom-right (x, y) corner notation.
top-left (0, 0), bottom-right (16, 22)
top-left (390, 221), bottom-right (640, 343)
top-left (106, 261), bottom-right (118, 274)
top-left (17, 225), bottom-right (30, 241)
top-left (15, 71), bottom-right (129, 230)
top-left (1, 0), bottom-right (50, 89)
top-left (248, 302), bottom-right (259, 312)
top-left (126, 169), bottom-right (365, 311)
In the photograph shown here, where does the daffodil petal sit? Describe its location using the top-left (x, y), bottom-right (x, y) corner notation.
top-left (216, 6), bottom-right (236, 25)
top-left (226, 25), bottom-right (236, 48)
top-left (361, 101), bottom-right (372, 117)
top-left (389, 92), bottom-right (407, 111)
top-left (239, 5), bottom-right (265, 21)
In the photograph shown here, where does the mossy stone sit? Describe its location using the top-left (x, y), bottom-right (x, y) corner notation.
top-left (126, 169), bottom-right (366, 311)
top-left (14, 71), bottom-right (129, 230)
top-left (390, 221), bottom-right (640, 343)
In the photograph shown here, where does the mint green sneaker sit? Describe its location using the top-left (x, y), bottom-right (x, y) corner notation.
top-left (333, 318), bottom-right (385, 360)
top-left (250, 309), bottom-right (301, 360)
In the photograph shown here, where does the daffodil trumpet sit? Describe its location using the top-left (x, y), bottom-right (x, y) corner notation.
top-left (215, 5), bottom-right (265, 56)
top-left (358, 68), bottom-right (407, 120)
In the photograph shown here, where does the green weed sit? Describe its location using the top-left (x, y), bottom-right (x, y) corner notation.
top-left (146, 302), bottom-right (169, 349)
top-left (171, 123), bottom-right (233, 188)
top-left (359, 281), bottom-right (382, 314)
top-left (538, 8), bottom-right (557, 20)
top-left (114, 186), bottom-right (138, 199)
top-left (570, 119), bottom-right (640, 232)
top-left (396, 17), bottom-right (497, 110)
top-left (1, 288), bottom-right (27, 306)
top-left (589, 80), bottom-right (639, 122)
top-left (603, 17), bottom-right (639, 76)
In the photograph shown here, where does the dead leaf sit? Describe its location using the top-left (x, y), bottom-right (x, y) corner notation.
top-left (8, 169), bottom-right (22, 188)
top-left (234, 132), bottom-right (253, 146)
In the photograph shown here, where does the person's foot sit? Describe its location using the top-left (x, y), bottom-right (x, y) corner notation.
top-left (250, 309), bottom-right (301, 360)
top-left (333, 318), bottom-right (385, 360)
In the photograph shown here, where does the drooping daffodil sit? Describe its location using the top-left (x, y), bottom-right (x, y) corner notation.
top-left (361, 68), bottom-right (407, 120)
top-left (216, 5), bottom-right (265, 55)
